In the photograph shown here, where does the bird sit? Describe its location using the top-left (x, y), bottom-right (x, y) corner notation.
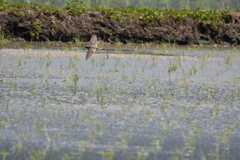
top-left (85, 35), bottom-right (105, 60)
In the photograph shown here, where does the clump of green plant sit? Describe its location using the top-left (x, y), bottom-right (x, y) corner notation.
top-left (0, 32), bottom-right (11, 47)
top-left (101, 148), bottom-right (114, 160)
top-left (30, 19), bottom-right (42, 40)
top-left (1, 1), bottom-right (232, 24)
top-left (102, 6), bottom-right (231, 23)
top-left (64, 0), bottom-right (87, 15)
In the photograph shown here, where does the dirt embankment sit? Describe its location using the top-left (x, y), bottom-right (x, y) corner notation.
top-left (0, 8), bottom-right (240, 45)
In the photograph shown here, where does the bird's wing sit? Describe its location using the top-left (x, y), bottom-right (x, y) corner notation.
top-left (90, 35), bottom-right (97, 47)
top-left (85, 47), bottom-right (96, 60)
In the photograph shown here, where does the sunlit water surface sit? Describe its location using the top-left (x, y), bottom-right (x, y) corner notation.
top-left (0, 44), bottom-right (240, 160)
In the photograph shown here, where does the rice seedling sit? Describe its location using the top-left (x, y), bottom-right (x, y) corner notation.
top-left (97, 122), bottom-right (105, 134)
top-left (121, 105), bottom-right (125, 115)
top-left (0, 148), bottom-right (8, 160)
top-left (171, 148), bottom-right (183, 160)
top-left (115, 131), bottom-right (132, 150)
top-left (61, 151), bottom-right (75, 160)
top-left (88, 129), bottom-right (96, 142)
top-left (10, 133), bottom-right (26, 160)
top-left (40, 97), bottom-right (47, 108)
top-left (158, 102), bottom-right (167, 112)
top-left (31, 81), bottom-right (38, 94)
top-left (224, 54), bottom-right (232, 69)
top-left (209, 143), bottom-right (221, 160)
top-left (114, 58), bottom-right (120, 71)
top-left (40, 57), bottom-right (45, 69)
top-left (101, 148), bottom-right (114, 160)
top-left (136, 146), bottom-right (145, 160)
top-left (17, 59), bottom-right (22, 67)
top-left (91, 59), bottom-right (95, 69)
top-left (46, 58), bottom-right (52, 67)
top-left (182, 120), bottom-right (199, 160)
top-left (80, 109), bottom-right (93, 121)
top-left (189, 64), bottom-right (197, 75)
top-left (151, 135), bottom-right (161, 149)
top-left (5, 99), bottom-right (10, 111)
top-left (29, 131), bottom-right (50, 160)
top-left (168, 60), bottom-right (179, 73)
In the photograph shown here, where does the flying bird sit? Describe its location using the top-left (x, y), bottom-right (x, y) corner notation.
top-left (85, 35), bottom-right (105, 60)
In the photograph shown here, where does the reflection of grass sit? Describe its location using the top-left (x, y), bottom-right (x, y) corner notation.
top-left (31, 81), bottom-right (38, 94)
top-left (29, 132), bottom-right (50, 160)
top-left (114, 131), bottom-right (132, 150)
top-left (101, 148), bottom-right (114, 160)
top-left (6, 99), bottom-right (10, 111)
top-left (224, 54), bottom-right (232, 69)
top-left (136, 147), bottom-right (145, 160)
top-left (181, 119), bottom-right (199, 160)
top-left (209, 125), bottom-right (233, 160)
top-left (189, 64), bottom-right (197, 75)
top-left (151, 135), bottom-right (161, 149)
top-left (0, 148), bottom-right (8, 160)
top-left (64, 71), bottom-right (80, 94)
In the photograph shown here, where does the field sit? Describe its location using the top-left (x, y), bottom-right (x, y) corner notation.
top-left (0, 42), bottom-right (240, 160)
top-left (1, 1), bottom-right (240, 159)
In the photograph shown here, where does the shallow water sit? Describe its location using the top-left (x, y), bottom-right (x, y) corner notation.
top-left (0, 44), bottom-right (240, 160)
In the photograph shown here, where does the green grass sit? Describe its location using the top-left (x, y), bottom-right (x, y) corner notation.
top-left (0, 1), bottom-right (233, 23)
top-left (4, 0), bottom-right (240, 10)
top-left (0, 33), bottom-right (10, 47)
top-left (0, 1), bottom-right (238, 44)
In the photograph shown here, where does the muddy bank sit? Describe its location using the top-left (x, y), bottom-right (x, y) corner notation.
top-left (1, 6), bottom-right (240, 45)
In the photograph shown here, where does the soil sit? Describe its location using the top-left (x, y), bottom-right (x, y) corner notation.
top-left (0, 8), bottom-right (240, 45)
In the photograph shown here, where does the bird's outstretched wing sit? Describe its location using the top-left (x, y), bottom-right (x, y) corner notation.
top-left (90, 35), bottom-right (97, 47)
top-left (85, 47), bottom-right (96, 60)
top-left (85, 35), bottom-right (98, 60)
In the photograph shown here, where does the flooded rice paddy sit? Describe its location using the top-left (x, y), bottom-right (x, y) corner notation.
top-left (0, 43), bottom-right (240, 160)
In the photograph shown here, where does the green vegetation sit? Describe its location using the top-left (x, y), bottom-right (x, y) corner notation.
top-left (105, 7), bottom-right (232, 23)
top-left (3, 0), bottom-right (240, 10)
top-left (0, 32), bottom-right (10, 47)
top-left (0, 0), bottom-right (234, 23)
top-left (0, 0), bottom-right (239, 45)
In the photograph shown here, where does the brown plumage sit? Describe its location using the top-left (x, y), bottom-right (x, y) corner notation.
top-left (85, 35), bottom-right (98, 60)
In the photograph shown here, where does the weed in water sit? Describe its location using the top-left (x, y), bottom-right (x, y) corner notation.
top-left (88, 129), bottom-right (96, 142)
top-left (136, 146), bottom-right (145, 160)
top-left (189, 64), bottom-right (197, 75)
top-left (46, 59), bottom-right (52, 67)
top-left (168, 60), bottom-right (178, 73)
top-left (101, 148), bottom-right (114, 160)
top-left (121, 105), bottom-right (125, 115)
top-left (151, 135), bottom-right (161, 149)
top-left (224, 54), bottom-right (232, 69)
top-left (31, 81), bottom-right (38, 94)
top-left (0, 148), bottom-right (8, 160)
top-left (6, 99), bottom-right (10, 111)
top-left (97, 122), bottom-right (105, 134)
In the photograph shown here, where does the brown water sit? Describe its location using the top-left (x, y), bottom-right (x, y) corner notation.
top-left (0, 43), bottom-right (240, 160)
